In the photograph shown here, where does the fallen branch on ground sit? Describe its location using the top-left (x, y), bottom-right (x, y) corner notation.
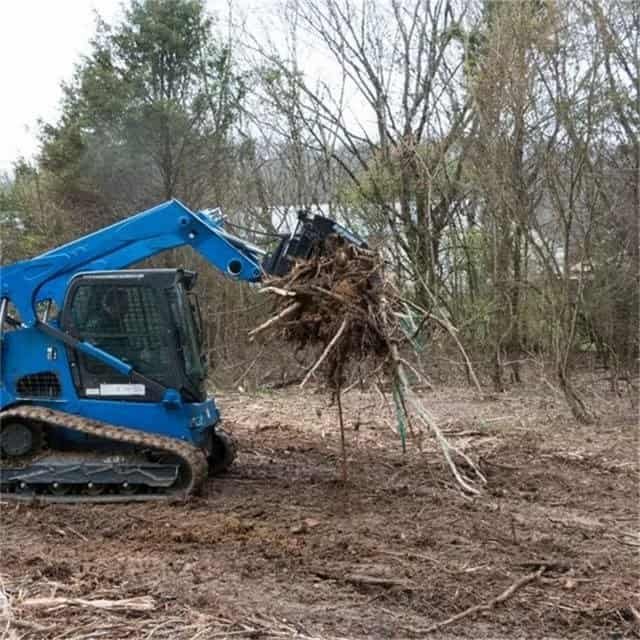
top-left (311, 569), bottom-right (414, 591)
top-left (18, 596), bottom-right (156, 612)
top-left (416, 567), bottom-right (546, 633)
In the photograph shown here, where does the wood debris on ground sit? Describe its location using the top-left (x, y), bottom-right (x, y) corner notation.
top-left (250, 235), bottom-right (486, 494)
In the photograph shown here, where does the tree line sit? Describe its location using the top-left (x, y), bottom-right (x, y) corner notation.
top-left (1, 0), bottom-right (637, 420)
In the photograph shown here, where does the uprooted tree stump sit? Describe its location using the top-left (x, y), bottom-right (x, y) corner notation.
top-left (250, 236), bottom-right (486, 494)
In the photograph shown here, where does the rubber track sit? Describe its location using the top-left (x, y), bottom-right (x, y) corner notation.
top-left (0, 405), bottom-right (208, 504)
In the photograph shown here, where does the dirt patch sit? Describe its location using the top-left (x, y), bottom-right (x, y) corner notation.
top-left (1, 380), bottom-right (638, 639)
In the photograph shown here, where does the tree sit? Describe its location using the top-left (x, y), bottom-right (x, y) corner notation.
top-left (0, 162), bottom-right (52, 263)
top-left (463, 0), bottom-right (558, 390)
top-left (41, 0), bottom-right (245, 218)
top-left (251, 0), bottom-right (473, 311)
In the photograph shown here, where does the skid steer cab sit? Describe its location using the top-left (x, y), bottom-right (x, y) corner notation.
top-left (0, 199), bottom-right (364, 503)
top-left (62, 269), bottom-right (207, 403)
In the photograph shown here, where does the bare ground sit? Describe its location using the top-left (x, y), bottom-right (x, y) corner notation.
top-left (1, 377), bottom-right (638, 639)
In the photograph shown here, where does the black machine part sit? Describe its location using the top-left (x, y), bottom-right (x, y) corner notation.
top-left (0, 420), bottom-right (42, 457)
top-left (262, 211), bottom-right (367, 277)
top-left (0, 405), bottom-right (238, 503)
top-left (208, 429), bottom-right (237, 476)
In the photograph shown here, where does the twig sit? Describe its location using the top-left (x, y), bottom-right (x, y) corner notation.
top-left (343, 362), bottom-right (385, 393)
top-left (10, 619), bottom-right (57, 633)
top-left (515, 560), bottom-right (570, 571)
top-left (396, 356), bottom-right (432, 389)
top-left (417, 567), bottom-right (546, 633)
top-left (309, 285), bottom-right (369, 320)
top-left (233, 346), bottom-right (265, 388)
top-left (312, 569), bottom-right (414, 591)
top-left (397, 305), bottom-right (483, 397)
top-left (390, 347), bottom-right (484, 495)
top-left (65, 525), bottom-right (89, 542)
top-left (608, 534), bottom-right (640, 548)
top-left (18, 596), bottom-right (156, 612)
top-left (248, 302), bottom-right (301, 340)
top-left (204, 630), bottom-right (261, 639)
top-left (449, 443), bottom-right (488, 484)
top-left (310, 285), bottom-right (352, 306)
top-left (342, 377), bottom-right (364, 394)
top-left (404, 386), bottom-right (482, 495)
top-left (0, 574), bottom-right (12, 640)
top-left (336, 384), bottom-right (347, 483)
top-left (376, 548), bottom-right (444, 567)
top-left (259, 286), bottom-right (297, 297)
top-left (444, 430), bottom-right (486, 437)
top-left (299, 318), bottom-right (348, 388)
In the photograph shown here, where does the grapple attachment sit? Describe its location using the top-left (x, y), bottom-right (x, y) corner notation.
top-left (262, 211), bottom-right (367, 277)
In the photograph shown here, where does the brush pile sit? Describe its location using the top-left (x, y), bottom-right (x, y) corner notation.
top-left (250, 237), bottom-right (396, 387)
top-left (250, 235), bottom-right (486, 495)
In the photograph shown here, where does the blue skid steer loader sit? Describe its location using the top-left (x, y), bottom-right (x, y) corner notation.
top-left (0, 200), bottom-right (365, 503)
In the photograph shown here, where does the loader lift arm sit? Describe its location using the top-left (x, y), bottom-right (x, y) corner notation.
top-left (1, 199), bottom-right (264, 328)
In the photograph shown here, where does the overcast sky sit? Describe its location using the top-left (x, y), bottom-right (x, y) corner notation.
top-left (0, 1), bottom-right (125, 173)
top-left (0, 0), bottom-right (279, 174)
top-left (0, 0), bottom-right (368, 175)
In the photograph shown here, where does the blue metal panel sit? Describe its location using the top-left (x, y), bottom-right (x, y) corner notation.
top-left (0, 325), bottom-right (218, 447)
top-left (1, 326), bottom-right (72, 406)
top-left (56, 397), bottom-right (218, 445)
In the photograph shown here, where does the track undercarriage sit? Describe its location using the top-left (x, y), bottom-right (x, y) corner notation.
top-left (0, 406), bottom-right (235, 503)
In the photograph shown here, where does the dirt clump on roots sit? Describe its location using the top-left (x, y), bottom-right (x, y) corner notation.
top-left (251, 237), bottom-right (397, 388)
